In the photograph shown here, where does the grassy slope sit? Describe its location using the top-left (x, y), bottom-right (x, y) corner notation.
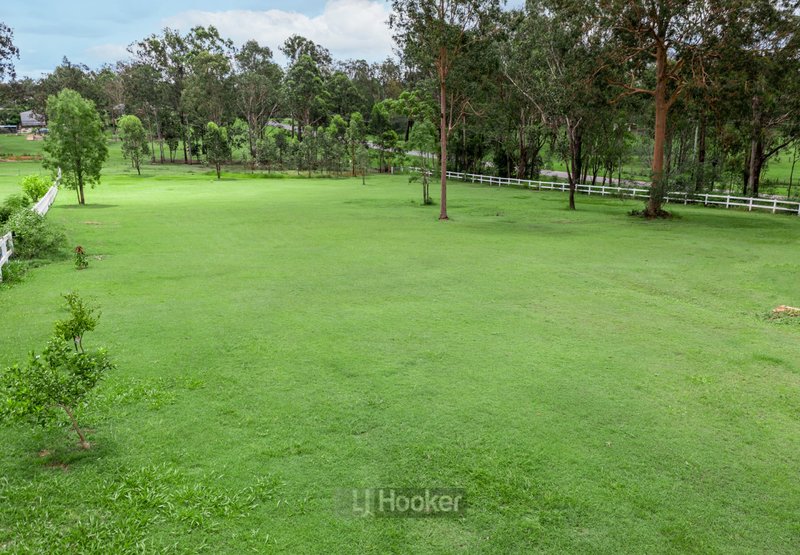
top-left (1, 161), bottom-right (800, 553)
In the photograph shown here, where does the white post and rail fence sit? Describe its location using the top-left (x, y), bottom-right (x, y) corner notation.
top-left (0, 168), bottom-right (61, 282)
top-left (401, 167), bottom-right (800, 217)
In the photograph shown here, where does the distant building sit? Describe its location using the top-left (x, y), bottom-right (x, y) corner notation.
top-left (20, 110), bottom-right (46, 129)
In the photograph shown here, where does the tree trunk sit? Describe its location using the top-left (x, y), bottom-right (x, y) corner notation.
top-left (76, 159), bottom-right (85, 205)
top-left (155, 110), bottom-right (165, 163)
top-left (438, 56), bottom-right (448, 221)
top-left (694, 114), bottom-right (706, 193)
top-left (181, 112), bottom-right (189, 163)
top-left (567, 120), bottom-right (582, 211)
top-left (751, 140), bottom-right (764, 198)
top-left (648, 40), bottom-right (669, 217)
top-left (748, 95), bottom-right (762, 198)
top-left (61, 405), bottom-right (89, 448)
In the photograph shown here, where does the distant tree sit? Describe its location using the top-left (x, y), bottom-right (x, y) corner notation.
top-left (389, 89), bottom-right (432, 141)
top-left (36, 58), bottom-right (106, 116)
top-left (205, 121), bottom-right (231, 179)
top-left (326, 72), bottom-right (366, 119)
top-left (377, 129), bottom-right (400, 172)
top-left (234, 40), bottom-right (282, 158)
top-left (280, 35), bottom-right (333, 70)
top-left (120, 61), bottom-right (170, 162)
top-left (0, 22), bottom-right (19, 81)
top-left (284, 54), bottom-right (327, 139)
top-left (502, 3), bottom-right (610, 210)
top-left (228, 118), bottom-right (250, 163)
top-left (345, 112), bottom-right (367, 176)
top-left (355, 144), bottom-right (371, 185)
top-left (599, 0), bottom-right (744, 215)
top-left (256, 134), bottom-right (279, 172)
top-left (118, 114), bottom-right (149, 175)
top-left (407, 120), bottom-right (438, 204)
top-left (324, 115), bottom-right (348, 175)
top-left (390, 0), bottom-right (501, 220)
top-left (131, 26), bottom-right (234, 164)
top-left (43, 89), bottom-right (108, 205)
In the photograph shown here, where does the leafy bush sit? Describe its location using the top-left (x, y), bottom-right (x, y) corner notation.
top-left (54, 292), bottom-right (99, 352)
top-left (0, 293), bottom-right (113, 449)
top-left (1, 208), bottom-right (66, 259)
top-left (0, 259), bottom-right (30, 284)
top-left (20, 174), bottom-right (51, 203)
top-left (74, 245), bottom-right (89, 270)
top-left (0, 193), bottom-right (31, 224)
top-left (0, 339), bottom-right (113, 448)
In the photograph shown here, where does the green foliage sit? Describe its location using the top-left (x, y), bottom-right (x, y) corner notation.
top-left (0, 193), bottom-right (31, 224)
top-left (0, 340), bottom-right (112, 428)
top-left (74, 245), bottom-right (89, 270)
top-left (204, 121), bottom-right (231, 179)
top-left (54, 292), bottom-right (99, 353)
top-left (284, 54), bottom-right (327, 131)
top-left (117, 114), bottom-right (149, 175)
top-left (43, 89), bottom-right (108, 205)
top-left (1, 208), bottom-right (66, 260)
top-left (346, 111), bottom-right (367, 177)
top-left (0, 259), bottom-right (30, 284)
top-left (0, 293), bottom-right (111, 448)
top-left (407, 122), bottom-right (436, 204)
top-left (256, 135), bottom-right (279, 171)
top-left (20, 175), bottom-right (51, 203)
top-left (228, 118), bottom-right (250, 161)
top-left (355, 144), bottom-right (371, 185)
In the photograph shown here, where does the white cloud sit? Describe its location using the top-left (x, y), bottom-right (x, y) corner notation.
top-left (162, 0), bottom-right (395, 63)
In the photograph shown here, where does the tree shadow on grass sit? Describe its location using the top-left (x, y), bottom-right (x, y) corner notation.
top-left (59, 204), bottom-right (118, 210)
top-left (5, 424), bottom-right (116, 477)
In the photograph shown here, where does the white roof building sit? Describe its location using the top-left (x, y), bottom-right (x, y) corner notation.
top-left (20, 110), bottom-right (46, 128)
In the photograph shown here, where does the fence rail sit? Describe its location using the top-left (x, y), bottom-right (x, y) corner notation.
top-left (0, 169), bottom-right (60, 282)
top-left (0, 232), bottom-right (12, 281)
top-left (403, 167), bottom-right (800, 216)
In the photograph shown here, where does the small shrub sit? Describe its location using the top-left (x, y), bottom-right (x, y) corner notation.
top-left (74, 245), bottom-right (88, 270)
top-left (54, 292), bottom-right (99, 353)
top-left (0, 339), bottom-right (113, 448)
top-left (0, 259), bottom-right (30, 284)
top-left (0, 293), bottom-right (112, 449)
top-left (1, 208), bottom-right (67, 259)
top-left (0, 193), bottom-right (31, 224)
top-left (20, 175), bottom-right (51, 203)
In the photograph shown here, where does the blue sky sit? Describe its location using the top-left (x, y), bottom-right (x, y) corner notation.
top-left (4, 0), bottom-right (399, 77)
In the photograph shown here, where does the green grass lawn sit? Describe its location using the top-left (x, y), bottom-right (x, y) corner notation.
top-left (1, 164), bottom-right (799, 553)
top-left (0, 134), bottom-right (45, 158)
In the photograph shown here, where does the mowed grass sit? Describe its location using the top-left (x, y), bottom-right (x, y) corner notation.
top-left (1, 167), bottom-right (800, 553)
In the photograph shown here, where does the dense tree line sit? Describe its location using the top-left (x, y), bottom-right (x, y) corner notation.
top-left (0, 1), bottom-right (798, 214)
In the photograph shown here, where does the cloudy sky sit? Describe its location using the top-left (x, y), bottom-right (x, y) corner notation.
top-left (4, 0), bottom-right (399, 78)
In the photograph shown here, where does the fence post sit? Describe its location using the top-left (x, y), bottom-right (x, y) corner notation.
top-left (748, 198), bottom-right (753, 211)
top-left (773, 199), bottom-right (778, 214)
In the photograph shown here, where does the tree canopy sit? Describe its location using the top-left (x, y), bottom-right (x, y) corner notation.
top-left (43, 89), bottom-right (108, 205)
